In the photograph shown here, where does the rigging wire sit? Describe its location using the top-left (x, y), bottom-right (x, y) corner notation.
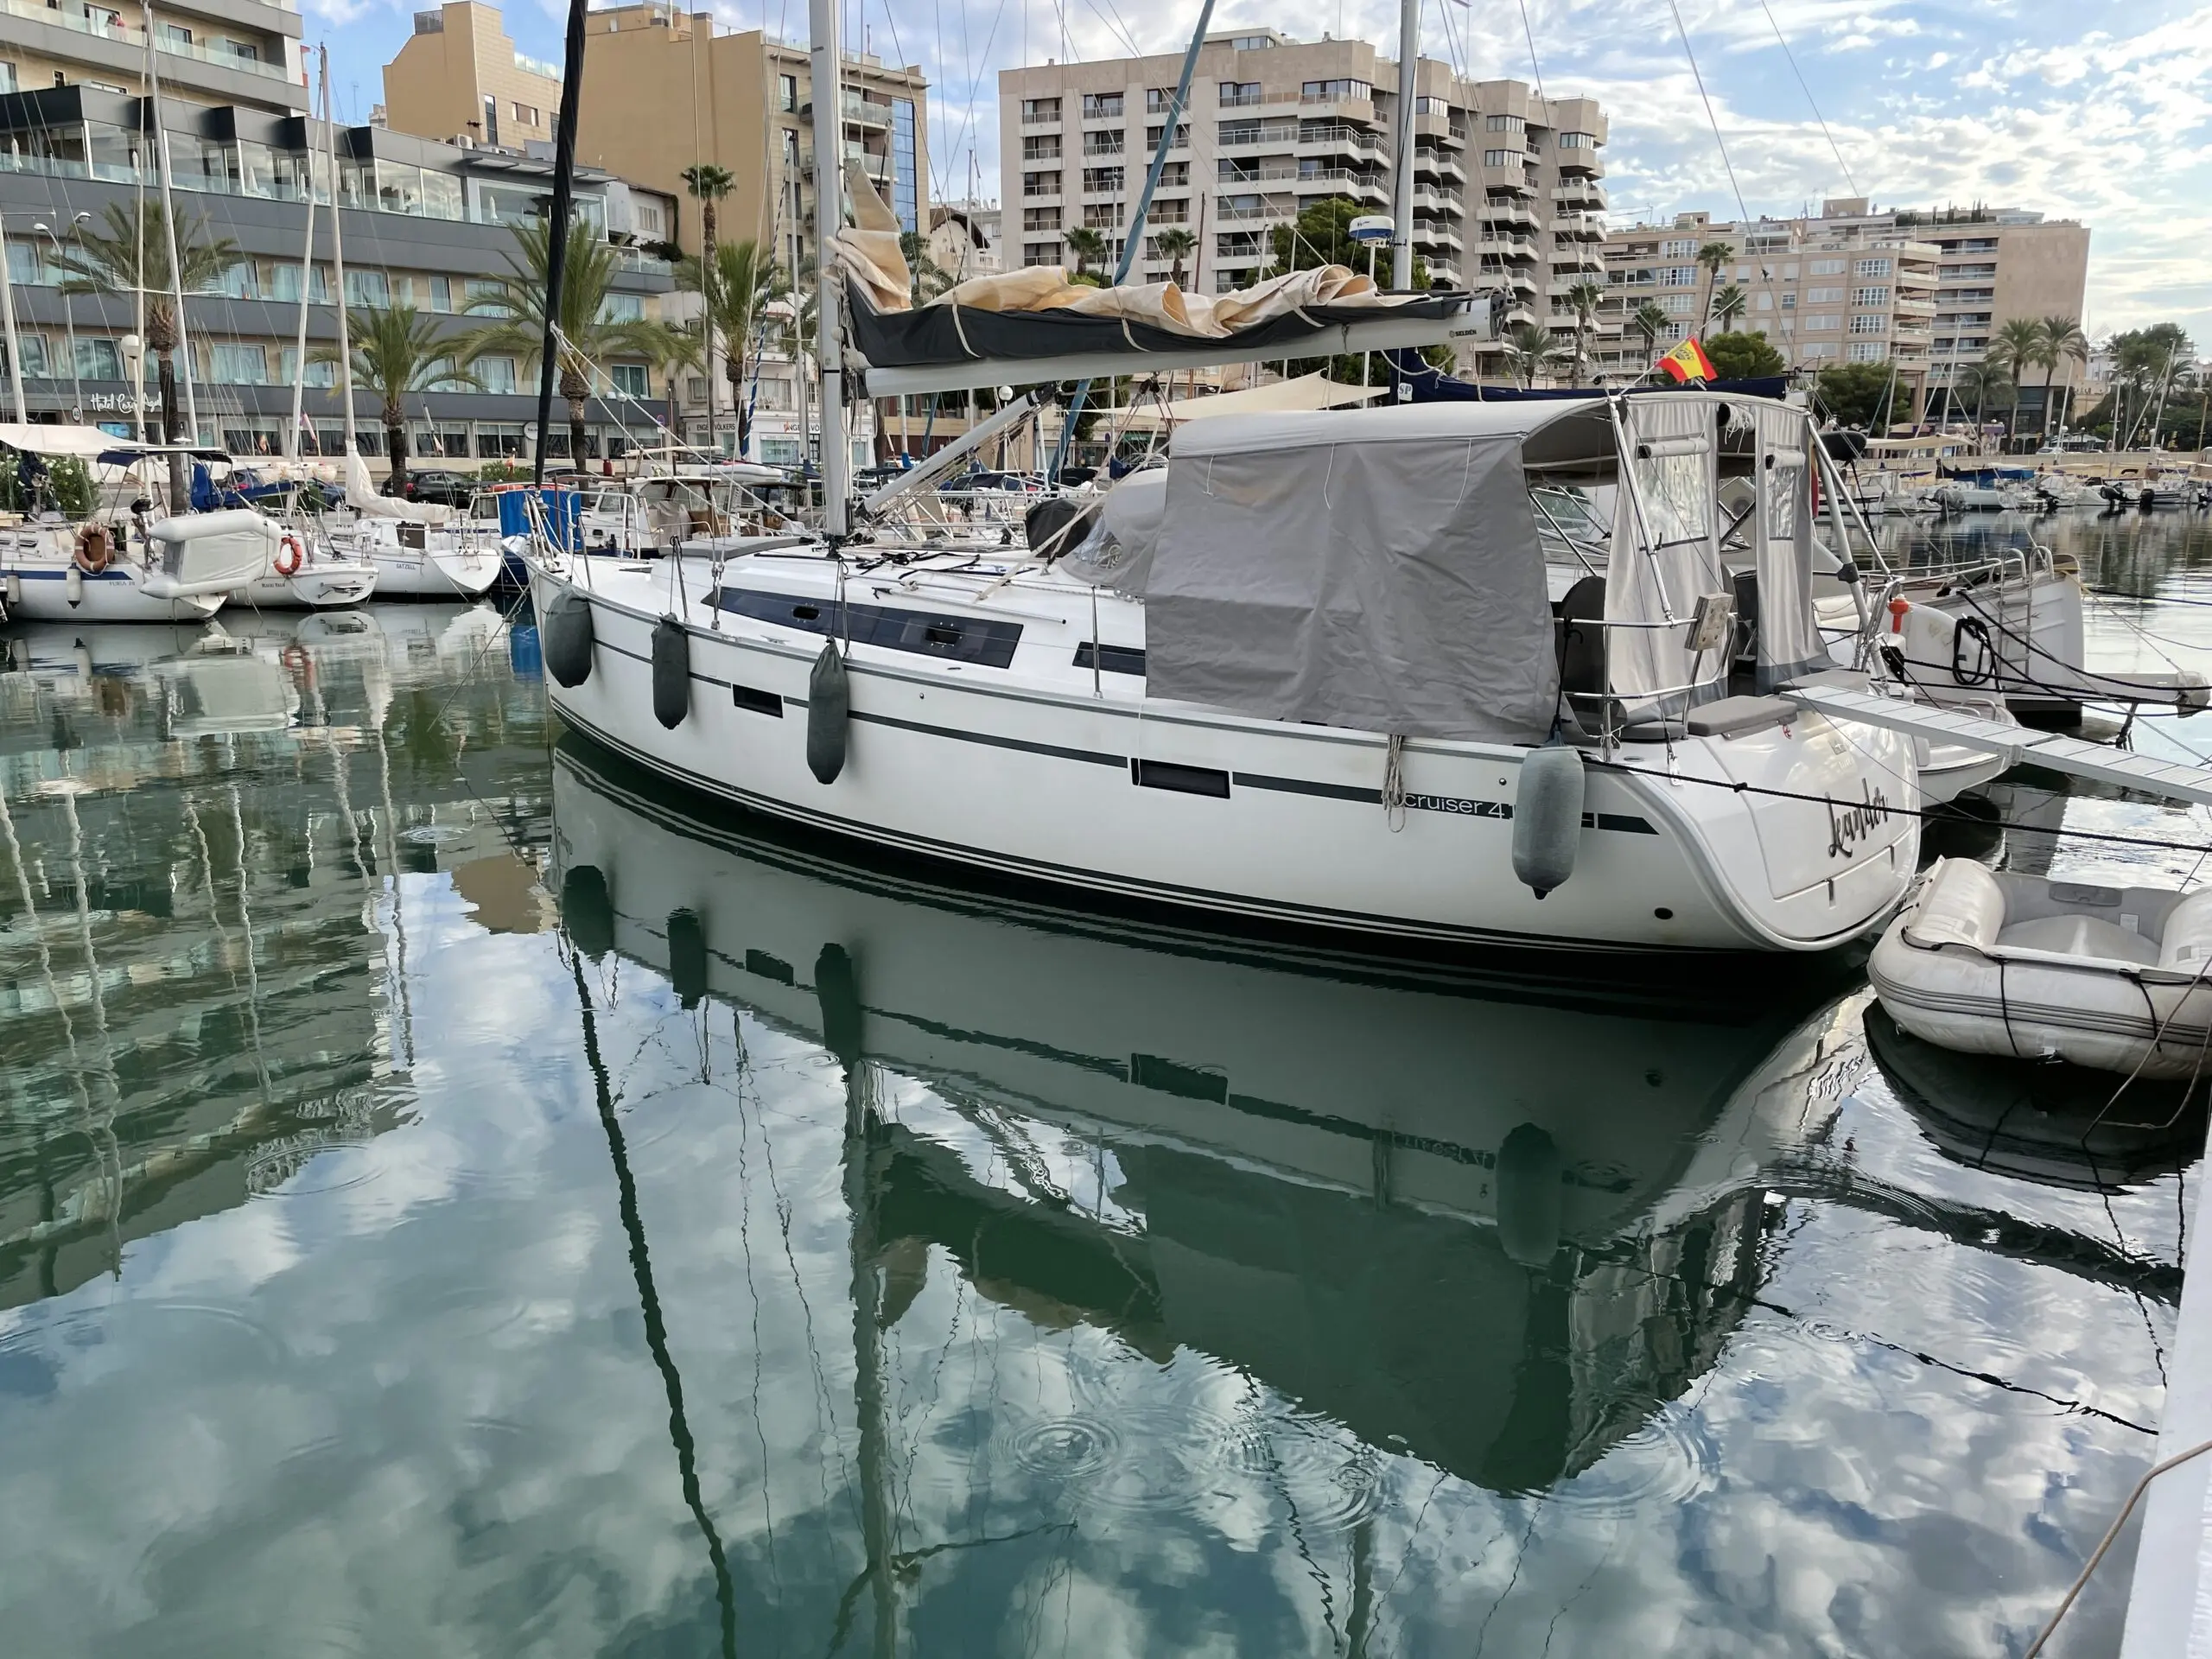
top-left (1514, 0), bottom-right (1547, 99)
top-left (1757, 0), bottom-right (1856, 193)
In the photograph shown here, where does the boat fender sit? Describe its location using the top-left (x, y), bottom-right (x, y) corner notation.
top-left (807, 643), bottom-right (849, 785)
top-left (814, 943), bottom-right (863, 1067)
top-left (666, 907), bottom-right (709, 1007)
top-left (541, 588), bottom-right (594, 688)
top-left (1511, 744), bottom-right (1585, 899)
top-left (651, 614), bottom-right (690, 729)
top-left (1495, 1123), bottom-right (1563, 1267)
top-left (561, 863), bottom-right (615, 961)
top-left (64, 563), bottom-right (83, 607)
top-left (7, 570), bottom-right (22, 608)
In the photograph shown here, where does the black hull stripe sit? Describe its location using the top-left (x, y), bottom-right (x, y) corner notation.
top-left (551, 702), bottom-right (1743, 956)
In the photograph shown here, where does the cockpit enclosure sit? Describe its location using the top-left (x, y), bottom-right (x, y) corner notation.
top-left (1086, 392), bottom-right (1833, 746)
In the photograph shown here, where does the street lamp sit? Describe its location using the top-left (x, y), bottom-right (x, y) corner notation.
top-left (32, 214), bottom-right (89, 423)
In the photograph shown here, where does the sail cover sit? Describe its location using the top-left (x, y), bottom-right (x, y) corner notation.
top-left (1144, 405), bottom-right (1560, 742)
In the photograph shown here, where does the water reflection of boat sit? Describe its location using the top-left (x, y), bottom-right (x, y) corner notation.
top-left (1865, 1004), bottom-right (2206, 1192)
top-left (550, 737), bottom-right (1863, 1494)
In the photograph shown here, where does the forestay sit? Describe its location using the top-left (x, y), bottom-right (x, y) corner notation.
top-left (1144, 406), bottom-right (1561, 743)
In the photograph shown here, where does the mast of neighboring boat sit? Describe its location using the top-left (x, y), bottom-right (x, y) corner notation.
top-left (321, 50), bottom-right (358, 463)
top-left (531, 0), bottom-right (592, 487)
top-left (287, 47), bottom-right (321, 464)
top-left (143, 1), bottom-right (198, 458)
top-left (0, 215), bottom-right (28, 424)
top-left (809, 0), bottom-right (850, 534)
top-left (1391, 0), bottom-right (1418, 290)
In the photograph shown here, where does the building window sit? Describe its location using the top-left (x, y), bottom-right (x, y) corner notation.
top-left (610, 363), bottom-right (650, 397)
top-left (1483, 149), bottom-right (1516, 168)
top-left (779, 74), bottom-right (798, 111)
top-left (1083, 167), bottom-right (1125, 194)
top-left (1146, 87), bottom-right (1179, 112)
top-left (890, 98), bottom-right (918, 232)
top-left (1144, 124), bottom-right (1189, 150)
top-left (1158, 161), bottom-right (1188, 187)
top-left (1082, 92), bottom-right (1123, 118)
top-left (1084, 130), bottom-right (1124, 156)
top-left (0, 62), bottom-right (16, 94)
top-left (481, 94), bottom-right (499, 146)
top-left (1848, 315), bottom-right (1886, 334)
top-left (600, 293), bottom-right (645, 322)
top-left (1022, 170), bottom-right (1060, 197)
top-left (1216, 232), bottom-right (1261, 258)
top-left (1847, 341), bottom-right (1885, 362)
top-left (1779, 293), bottom-right (1796, 308)
top-left (1854, 257), bottom-right (1893, 276)
top-left (1808, 257), bottom-right (1846, 276)
top-left (1304, 79), bottom-right (1371, 101)
top-left (1803, 314), bottom-right (1839, 331)
top-left (208, 344), bottom-right (266, 385)
top-left (476, 423), bottom-right (526, 458)
top-left (1023, 241), bottom-right (1059, 265)
top-left (1149, 197), bottom-right (1187, 222)
top-left (1662, 238), bottom-right (1698, 257)
top-left (754, 376), bottom-right (793, 410)
top-left (1558, 130), bottom-right (1595, 148)
top-left (1022, 134), bottom-right (1060, 160)
top-left (1411, 94), bottom-right (1446, 114)
top-left (1851, 286), bottom-right (1890, 305)
top-left (475, 356), bottom-right (520, 394)
top-left (158, 22), bottom-right (191, 45)
top-left (344, 270), bottom-right (390, 306)
top-left (74, 337), bottom-right (121, 380)
top-left (1219, 80), bottom-right (1262, 107)
top-left (1082, 204), bottom-right (1120, 230)
top-left (515, 103), bottom-right (538, 125)
top-left (3, 334), bottom-right (48, 378)
top-left (1023, 206), bottom-right (1061, 231)
top-left (1021, 97), bottom-right (1060, 123)
top-left (1806, 287), bottom-right (1843, 303)
top-left (1484, 113), bottom-right (1522, 132)
top-left (1660, 265), bottom-right (1698, 286)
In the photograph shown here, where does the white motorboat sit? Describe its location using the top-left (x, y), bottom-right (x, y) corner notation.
top-left (530, 393), bottom-right (1922, 957)
top-left (329, 516), bottom-right (502, 598)
top-left (1870, 857), bottom-right (2212, 1078)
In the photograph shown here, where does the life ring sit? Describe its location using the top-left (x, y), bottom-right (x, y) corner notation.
top-left (275, 534), bottom-right (305, 577)
top-left (73, 524), bottom-right (114, 574)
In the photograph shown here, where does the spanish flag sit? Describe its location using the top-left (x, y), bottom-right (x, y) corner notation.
top-left (1659, 337), bottom-right (1717, 384)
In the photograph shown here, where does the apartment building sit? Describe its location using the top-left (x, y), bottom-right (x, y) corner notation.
top-left (997, 29), bottom-right (1607, 373)
top-left (1599, 198), bottom-right (2088, 420)
top-left (0, 0), bottom-right (306, 116)
top-left (381, 2), bottom-right (561, 153)
top-left (0, 85), bottom-right (676, 460)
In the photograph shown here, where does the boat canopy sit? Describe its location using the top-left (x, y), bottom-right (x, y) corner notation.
top-left (0, 422), bottom-right (141, 459)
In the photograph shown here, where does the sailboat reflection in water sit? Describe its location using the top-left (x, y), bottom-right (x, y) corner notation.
top-left (550, 736), bottom-right (1865, 1537)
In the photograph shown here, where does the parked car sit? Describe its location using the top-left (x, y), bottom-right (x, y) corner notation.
top-left (383, 470), bottom-right (478, 508)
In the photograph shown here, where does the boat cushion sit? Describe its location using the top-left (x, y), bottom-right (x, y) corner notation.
top-left (1994, 913), bottom-right (2161, 967)
top-left (1685, 695), bottom-right (1798, 739)
top-left (1902, 858), bottom-right (2005, 950)
top-left (2160, 889), bottom-right (2212, 971)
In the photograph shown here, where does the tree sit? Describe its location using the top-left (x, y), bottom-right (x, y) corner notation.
top-left (1564, 279), bottom-right (1605, 385)
top-left (53, 200), bottom-right (241, 503)
top-left (1503, 321), bottom-right (1564, 389)
top-left (1632, 299), bottom-right (1673, 362)
top-left (310, 303), bottom-right (479, 493)
top-left (1696, 240), bottom-right (1734, 327)
top-left (1815, 360), bottom-right (1899, 429)
top-left (1153, 226), bottom-right (1197, 289)
top-left (1991, 318), bottom-right (2045, 448)
top-left (1948, 359), bottom-right (2012, 436)
top-left (1709, 283), bottom-right (1748, 330)
top-left (679, 163), bottom-right (734, 257)
top-left (1063, 227), bottom-right (1108, 277)
top-left (2037, 315), bottom-right (2088, 441)
top-left (1703, 331), bottom-right (1784, 381)
top-left (466, 214), bottom-right (677, 466)
top-left (899, 230), bottom-right (952, 303)
top-left (656, 321), bottom-right (707, 454)
top-left (676, 238), bottom-right (784, 454)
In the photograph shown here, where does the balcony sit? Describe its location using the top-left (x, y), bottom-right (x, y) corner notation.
top-left (1021, 106), bottom-right (1061, 125)
top-left (842, 93), bottom-right (892, 128)
top-left (1478, 234), bottom-right (1538, 261)
top-left (1022, 180), bottom-right (1063, 199)
top-left (1213, 200), bottom-right (1276, 223)
top-left (1218, 90), bottom-right (1267, 108)
top-left (1220, 166), bottom-right (1299, 186)
top-left (1292, 168), bottom-right (1384, 200)
top-left (1295, 124), bottom-right (1383, 156)
top-left (0, 0), bottom-right (295, 84)
top-left (1220, 119), bottom-right (1300, 149)
top-left (1412, 219), bottom-right (1463, 251)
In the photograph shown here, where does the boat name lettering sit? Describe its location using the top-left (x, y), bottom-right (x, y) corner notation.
top-left (1827, 780), bottom-right (1890, 860)
top-left (1404, 793), bottom-right (1510, 819)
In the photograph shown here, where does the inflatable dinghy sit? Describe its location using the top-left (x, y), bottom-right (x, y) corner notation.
top-left (1870, 858), bottom-right (2212, 1078)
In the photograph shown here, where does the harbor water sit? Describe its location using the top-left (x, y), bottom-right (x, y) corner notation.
top-left (3, 508), bottom-right (2211, 1656)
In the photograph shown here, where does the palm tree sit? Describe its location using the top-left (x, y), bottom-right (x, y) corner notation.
top-left (1154, 226), bottom-right (1197, 289)
top-left (679, 163), bottom-right (734, 259)
top-left (676, 238), bottom-right (783, 454)
top-left (310, 303), bottom-right (479, 493)
top-left (53, 200), bottom-right (240, 501)
top-left (2037, 315), bottom-right (2089, 442)
top-left (465, 214), bottom-right (677, 466)
top-left (1503, 321), bottom-right (1563, 389)
top-left (1063, 226), bottom-right (1108, 278)
top-left (1696, 240), bottom-right (1734, 328)
top-left (1564, 280), bottom-right (1605, 385)
top-left (1950, 359), bottom-right (2012, 440)
top-left (1632, 298), bottom-right (1672, 363)
top-left (1992, 318), bottom-right (2044, 450)
top-left (899, 230), bottom-right (953, 304)
top-left (1710, 283), bottom-right (1748, 330)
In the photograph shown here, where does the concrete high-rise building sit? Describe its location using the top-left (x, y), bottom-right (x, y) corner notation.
top-left (0, 0), bottom-right (308, 116)
top-left (379, 3), bottom-right (929, 260)
top-left (381, 2), bottom-right (562, 153)
top-left (997, 28), bottom-right (1607, 375)
top-left (1598, 198), bottom-right (2089, 422)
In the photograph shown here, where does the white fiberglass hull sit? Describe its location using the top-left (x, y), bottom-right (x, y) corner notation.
top-left (2, 559), bottom-right (226, 622)
top-left (531, 560), bottom-right (1919, 956)
top-left (242, 559), bottom-right (380, 609)
top-left (364, 543), bottom-right (502, 598)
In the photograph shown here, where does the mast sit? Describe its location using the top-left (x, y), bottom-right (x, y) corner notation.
top-left (321, 51), bottom-right (357, 460)
top-left (143, 3), bottom-right (198, 448)
top-left (0, 216), bottom-right (27, 423)
top-left (531, 0), bottom-right (593, 486)
top-left (808, 0), bottom-right (849, 533)
top-left (287, 46), bottom-right (321, 462)
top-left (1390, 0), bottom-right (1418, 290)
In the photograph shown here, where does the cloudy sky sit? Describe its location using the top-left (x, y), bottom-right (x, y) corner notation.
top-left (309, 0), bottom-right (2211, 346)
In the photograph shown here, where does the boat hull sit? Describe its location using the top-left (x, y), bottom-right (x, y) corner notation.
top-left (2, 562), bottom-right (226, 622)
top-left (531, 566), bottom-right (1918, 956)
